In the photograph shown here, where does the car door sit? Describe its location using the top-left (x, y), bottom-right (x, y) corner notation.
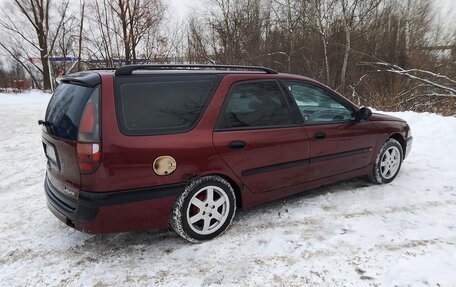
top-left (213, 80), bottom-right (310, 194)
top-left (282, 80), bottom-right (378, 181)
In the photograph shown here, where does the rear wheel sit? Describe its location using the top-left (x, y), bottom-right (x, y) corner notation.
top-left (369, 138), bottom-right (403, 184)
top-left (170, 176), bottom-right (236, 243)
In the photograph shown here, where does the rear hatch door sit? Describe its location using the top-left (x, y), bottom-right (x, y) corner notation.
top-left (42, 82), bottom-right (96, 198)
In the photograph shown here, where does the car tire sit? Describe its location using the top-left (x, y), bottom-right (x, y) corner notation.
top-left (369, 138), bottom-right (403, 184)
top-left (170, 175), bottom-right (236, 243)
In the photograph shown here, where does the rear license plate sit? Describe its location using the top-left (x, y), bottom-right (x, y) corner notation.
top-left (46, 144), bottom-right (57, 162)
top-left (43, 141), bottom-right (59, 168)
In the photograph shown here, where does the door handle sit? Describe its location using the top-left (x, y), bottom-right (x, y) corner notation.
top-left (314, 132), bottom-right (326, 140)
top-left (228, 141), bottom-right (246, 150)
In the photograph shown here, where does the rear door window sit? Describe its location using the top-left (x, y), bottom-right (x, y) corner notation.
top-left (45, 83), bottom-right (94, 141)
top-left (115, 75), bottom-right (221, 135)
top-left (217, 81), bottom-right (294, 129)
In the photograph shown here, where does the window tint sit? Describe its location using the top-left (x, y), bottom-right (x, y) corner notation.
top-left (284, 81), bottom-right (354, 124)
top-left (218, 81), bottom-right (293, 129)
top-left (45, 83), bottom-right (94, 141)
top-left (117, 75), bottom-right (219, 135)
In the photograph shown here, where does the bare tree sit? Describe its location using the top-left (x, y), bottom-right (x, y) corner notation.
top-left (0, 0), bottom-right (453, 115)
top-left (269, 0), bottom-right (307, 72)
top-left (87, 0), bottom-right (120, 67)
top-left (339, 0), bottom-right (381, 92)
top-left (310, 0), bottom-right (337, 85)
top-left (187, 17), bottom-right (214, 63)
top-left (0, 0), bottom-right (69, 90)
top-left (109, 0), bottom-right (165, 64)
top-left (190, 0), bottom-right (268, 65)
top-left (77, 0), bottom-right (86, 71)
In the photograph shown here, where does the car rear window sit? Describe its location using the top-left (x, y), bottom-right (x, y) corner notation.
top-left (45, 83), bottom-right (95, 141)
top-left (115, 75), bottom-right (221, 135)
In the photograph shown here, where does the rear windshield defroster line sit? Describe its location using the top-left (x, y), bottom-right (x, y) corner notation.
top-left (115, 74), bottom-right (221, 136)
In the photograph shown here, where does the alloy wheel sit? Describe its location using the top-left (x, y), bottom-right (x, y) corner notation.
top-left (380, 146), bottom-right (401, 179)
top-left (185, 185), bottom-right (230, 235)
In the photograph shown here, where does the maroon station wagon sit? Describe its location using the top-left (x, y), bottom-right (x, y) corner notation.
top-left (40, 65), bottom-right (413, 242)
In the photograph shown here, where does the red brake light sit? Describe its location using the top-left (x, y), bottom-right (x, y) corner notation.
top-left (78, 87), bottom-right (100, 142)
top-left (79, 102), bottom-right (95, 134)
top-left (77, 87), bottom-right (101, 174)
top-left (77, 143), bottom-right (101, 173)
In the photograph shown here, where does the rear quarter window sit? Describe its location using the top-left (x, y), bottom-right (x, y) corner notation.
top-left (45, 83), bottom-right (95, 141)
top-left (115, 75), bottom-right (221, 135)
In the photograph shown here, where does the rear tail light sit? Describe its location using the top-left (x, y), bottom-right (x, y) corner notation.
top-left (79, 101), bottom-right (95, 134)
top-left (77, 143), bottom-right (101, 173)
top-left (77, 87), bottom-right (101, 173)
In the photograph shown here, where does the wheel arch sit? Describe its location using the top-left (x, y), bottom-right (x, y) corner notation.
top-left (209, 173), bottom-right (243, 210)
top-left (186, 172), bottom-right (243, 209)
top-left (389, 133), bottom-right (406, 155)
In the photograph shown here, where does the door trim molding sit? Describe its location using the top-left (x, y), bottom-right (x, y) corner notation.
top-left (309, 147), bottom-right (370, 163)
top-left (241, 158), bottom-right (310, 176)
top-left (241, 147), bottom-right (371, 176)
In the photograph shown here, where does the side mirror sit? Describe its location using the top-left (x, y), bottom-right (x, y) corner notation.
top-left (357, 107), bottom-right (372, 121)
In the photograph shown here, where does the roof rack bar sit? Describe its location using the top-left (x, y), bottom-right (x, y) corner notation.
top-left (114, 64), bottom-right (278, 76)
top-left (88, 68), bottom-right (118, 71)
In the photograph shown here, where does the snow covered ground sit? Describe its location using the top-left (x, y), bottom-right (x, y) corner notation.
top-left (0, 91), bottom-right (455, 286)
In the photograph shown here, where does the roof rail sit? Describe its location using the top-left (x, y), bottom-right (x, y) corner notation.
top-left (114, 64), bottom-right (278, 76)
top-left (88, 68), bottom-right (118, 71)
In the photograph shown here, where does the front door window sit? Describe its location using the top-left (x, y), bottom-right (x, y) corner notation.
top-left (283, 81), bottom-right (354, 124)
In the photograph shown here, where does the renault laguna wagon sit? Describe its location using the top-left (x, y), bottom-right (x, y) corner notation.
top-left (40, 65), bottom-right (412, 243)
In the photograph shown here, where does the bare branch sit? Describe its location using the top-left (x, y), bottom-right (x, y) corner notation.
top-left (360, 61), bottom-right (456, 95)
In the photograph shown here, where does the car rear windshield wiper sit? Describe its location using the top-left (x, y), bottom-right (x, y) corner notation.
top-left (38, 120), bottom-right (56, 134)
top-left (38, 120), bottom-right (52, 127)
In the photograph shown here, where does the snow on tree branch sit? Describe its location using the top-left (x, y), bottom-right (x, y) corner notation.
top-left (359, 62), bottom-right (456, 96)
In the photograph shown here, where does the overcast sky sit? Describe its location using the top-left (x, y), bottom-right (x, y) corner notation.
top-left (168, 0), bottom-right (203, 21)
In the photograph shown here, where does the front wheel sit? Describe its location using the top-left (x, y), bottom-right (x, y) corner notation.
top-left (369, 138), bottom-right (403, 184)
top-left (170, 176), bottom-right (236, 243)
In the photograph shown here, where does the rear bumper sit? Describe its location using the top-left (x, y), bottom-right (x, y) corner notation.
top-left (45, 175), bottom-right (186, 233)
top-left (405, 136), bottom-right (413, 159)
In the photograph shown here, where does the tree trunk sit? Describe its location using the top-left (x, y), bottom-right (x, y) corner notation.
top-left (396, 18), bottom-right (401, 64)
top-left (38, 30), bottom-right (52, 90)
top-left (132, 47), bottom-right (137, 64)
top-left (287, 0), bottom-right (293, 73)
top-left (340, 16), bottom-right (351, 93)
top-left (314, 0), bottom-right (330, 85)
top-left (41, 50), bottom-right (51, 90)
top-left (118, 1), bottom-right (131, 65)
top-left (405, 0), bottom-right (411, 57)
top-left (77, 0), bottom-right (85, 71)
top-left (323, 39), bottom-right (330, 85)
